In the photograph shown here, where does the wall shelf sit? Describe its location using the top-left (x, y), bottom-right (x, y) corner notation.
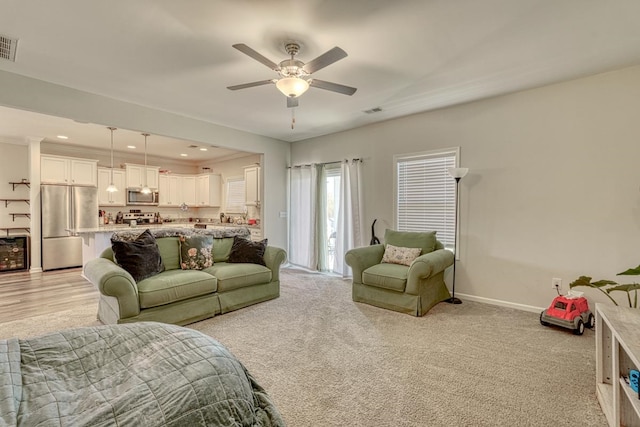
top-left (0, 227), bottom-right (30, 237)
top-left (2, 183), bottom-right (31, 236)
top-left (9, 181), bottom-right (30, 190)
top-left (9, 213), bottom-right (30, 221)
top-left (0, 199), bottom-right (30, 208)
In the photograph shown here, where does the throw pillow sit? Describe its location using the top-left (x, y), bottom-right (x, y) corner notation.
top-left (381, 244), bottom-right (422, 266)
top-left (384, 229), bottom-right (437, 255)
top-left (228, 236), bottom-right (268, 266)
top-left (179, 234), bottom-right (214, 270)
top-left (111, 229), bottom-right (165, 282)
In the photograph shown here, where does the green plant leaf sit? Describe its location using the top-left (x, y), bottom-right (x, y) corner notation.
top-left (617, 265), bottom-right (640, 276)
top-left (591, 280), bottom-right (619, 287)
top-left (606, 284), bottom-right (640, 293)
top-left (569, 276), bottom-right (593, 288)
top-left (571, 276), bottom-right (617, 288)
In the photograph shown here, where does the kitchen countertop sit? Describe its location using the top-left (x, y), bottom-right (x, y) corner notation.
top-left (69, 222), bottom-right (260, 234)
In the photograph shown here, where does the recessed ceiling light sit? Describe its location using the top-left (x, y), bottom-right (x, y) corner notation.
top-left (180, 153), bottom-right (188, 157)
top-left (57, 135), bottom-right (69, 140)
top-left (127, 145), bottom-right (136, 149)
top-left (199, 148), bottom-right (208, 151)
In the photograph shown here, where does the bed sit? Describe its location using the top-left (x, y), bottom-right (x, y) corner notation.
top-left (0, 322), bottom-right (284, 426)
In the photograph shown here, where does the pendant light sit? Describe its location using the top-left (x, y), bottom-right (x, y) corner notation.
top-left (141, 133), bottom-right (151, 194)
top-left (106, 127), bottom-right (118, 193)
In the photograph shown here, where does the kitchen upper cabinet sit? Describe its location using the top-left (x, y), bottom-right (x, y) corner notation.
top-left (97, 168), bottom-right (126, 206)
top-left (125, 164), bottom-right (159, 189)
top-left (244, 166), bottom-right (260, 207)
top-left (41, 155), bottom-right (98, 186)
top-left (196, 174), bottom-right (221, 207)
top-left (158, 174), bottom-right (195, 207)
top-left (160, 173), bottom-right (217, 208)
top-left (158, 174), bottom-right (179, 207)
top-left (181, 176), bottom-right (197, 207)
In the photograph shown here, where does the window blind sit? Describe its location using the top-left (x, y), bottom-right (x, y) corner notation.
top-left (226, 177), bottom-right (245, 213)
top-left (396, 150), bottom-right (456, 249)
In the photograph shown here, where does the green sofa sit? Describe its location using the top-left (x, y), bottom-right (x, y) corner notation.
top-left (83, 228), bottom-right (286, 325)
top-left (345, 229), bottom-right (454, 316)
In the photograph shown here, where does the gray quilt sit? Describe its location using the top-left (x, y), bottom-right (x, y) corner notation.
top-left (0, 322), bottom-right (284, 427)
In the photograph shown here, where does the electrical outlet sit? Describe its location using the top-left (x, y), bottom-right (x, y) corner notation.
top-left (552, 278), bottom-right (562, 290)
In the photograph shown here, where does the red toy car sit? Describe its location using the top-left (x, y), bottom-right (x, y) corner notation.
top-left (540, 294), bottom-right (595, 335)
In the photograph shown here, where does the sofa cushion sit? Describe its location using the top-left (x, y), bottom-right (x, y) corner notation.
top-left (204, 262), bottom-right (272, 292)
top-left (228, 236), bottom-right (268, 266)
top-left (384, 229), bottom-right (437, 256)
top-left (111, 229), bottom-right (165, 282)
top-left (156, 237), bottom-right (180, 271)
top-left (213, 238), bottom-right (234, 263)
top-left (362, 263), bottom-right (409, 292)
top-left (137, 269), bottom-right (218, 309)
top-left (381, 244), bottom-right (422, 266)
top-left (179, 234), bottom-right (214, 270)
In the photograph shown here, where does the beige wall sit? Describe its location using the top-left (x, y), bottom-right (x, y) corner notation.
top-left (292, 65), bottom-right (640, 310)
top-left (3, 64), bottom-right (640, 310)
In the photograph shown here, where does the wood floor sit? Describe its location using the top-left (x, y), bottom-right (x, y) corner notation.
top-left (0, 268), bottom-right (98, 323)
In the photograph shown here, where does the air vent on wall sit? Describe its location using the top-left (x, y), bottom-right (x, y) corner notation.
top-left (0, 35), bottom-right (18, 62)
top-left (363, 107), bottom-right (383, 114)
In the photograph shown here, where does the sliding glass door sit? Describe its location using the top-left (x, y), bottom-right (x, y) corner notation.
top-left (289, 160), bottom-right (364, 276)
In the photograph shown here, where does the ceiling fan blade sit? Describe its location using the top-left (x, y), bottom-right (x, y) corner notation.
top-left (303, 47), bottom-right (348, 74)
top-left (232, 44), bottom-right (279, 70)
top-left (287, 97), bottom-right (299, 108)
top-left (227, 80), bottom-right (275, 91)
top-left (309, 79), bottom-right (357, 96)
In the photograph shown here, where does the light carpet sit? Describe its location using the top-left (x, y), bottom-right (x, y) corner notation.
top-left (0, 269), bottom-right (606, 426)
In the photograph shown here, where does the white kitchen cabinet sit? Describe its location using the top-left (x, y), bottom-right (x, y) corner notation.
top-left (158, 174), bottom-right (179, 207)
top-left (196, 174), bottom-right (221, 207)
top-left (125, 164), bottom-right (159, 189)
top-left (181, 176), bottom-right (197, 207)
top-left (244, 166), bottom-right (260, 207)
top-left (158, 174), bottom-right (195, 207)
top-left (41, 155), bottom-right (97, 186)
top-left (97, 168), bottom-right (126, 206)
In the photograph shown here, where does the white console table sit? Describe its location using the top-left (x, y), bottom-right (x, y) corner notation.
top-left (596, 303), bottom-right (640, 426)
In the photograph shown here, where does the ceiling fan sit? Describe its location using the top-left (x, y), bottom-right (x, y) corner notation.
top-left (227, 42), bottom-right (357, 108)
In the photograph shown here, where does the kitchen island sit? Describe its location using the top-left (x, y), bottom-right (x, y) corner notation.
top-left (69, 222), bottom-right (262, 267)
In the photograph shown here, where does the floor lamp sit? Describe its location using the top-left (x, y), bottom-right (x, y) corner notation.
top-left (446, 167), bottom-right (468, 304)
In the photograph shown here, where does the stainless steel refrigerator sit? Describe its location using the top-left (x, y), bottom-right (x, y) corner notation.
top-left (41, 185), bottom-right (98, 271)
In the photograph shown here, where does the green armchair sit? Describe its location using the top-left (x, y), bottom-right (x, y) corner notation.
top-left (345, 229), bottom-right (454, 316)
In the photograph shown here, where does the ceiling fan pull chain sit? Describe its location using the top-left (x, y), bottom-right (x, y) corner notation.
top-left (291, 108), bottom-right (296, 130)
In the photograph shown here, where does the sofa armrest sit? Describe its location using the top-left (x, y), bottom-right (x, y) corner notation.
top-left (83, 258), bottom-right (141, 319)
top-left (345, 244), bottom-right (385, 283)
top-left (405, 249), bottom-right (454, 294)
top-left (264, 246), bottom-right (287, 282)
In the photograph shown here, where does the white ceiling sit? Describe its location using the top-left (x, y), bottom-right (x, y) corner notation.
top-left (0, 0), bottom-right (639, 157)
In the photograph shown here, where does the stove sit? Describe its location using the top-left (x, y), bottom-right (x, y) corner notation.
top-left (123, 212), bottom-right (156, 224)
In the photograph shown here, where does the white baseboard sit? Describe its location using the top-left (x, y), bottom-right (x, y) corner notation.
top-left (29, 266), bottom-right (43, 274)
top-left (456, 292), bottom-right (544, 313)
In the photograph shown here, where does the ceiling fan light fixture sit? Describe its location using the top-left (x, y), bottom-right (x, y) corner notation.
top-left (276, 77), bottom-right (309, 98)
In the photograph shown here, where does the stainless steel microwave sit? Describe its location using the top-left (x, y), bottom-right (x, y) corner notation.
top-left (127, 189), bottom-right (159, 206)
